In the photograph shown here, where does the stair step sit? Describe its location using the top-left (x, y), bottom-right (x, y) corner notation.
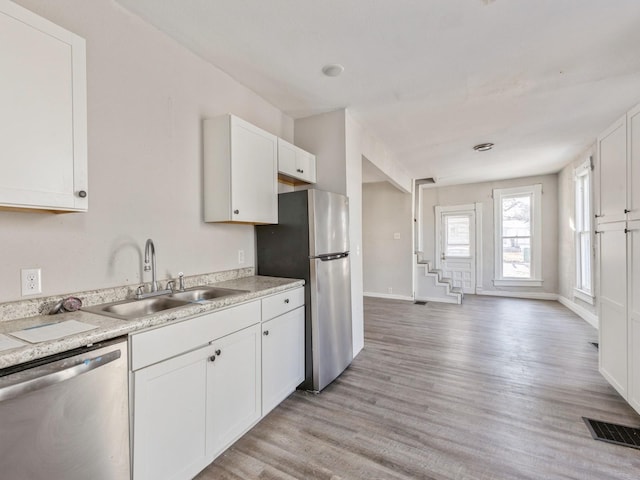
top-left (415, 258), bottom-right (464, 305)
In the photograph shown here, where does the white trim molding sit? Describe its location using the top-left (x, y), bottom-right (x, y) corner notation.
top-left (493, 184), bottom-right (543, 285)
top-left (475, 202), bottom-right (483, 292)
top-left (558, 296), bottom-right (599, 329)
top-left (574, 157), bottom-right (594, 298)
top-left (364, 291), bottom-right (414, 302)
top-left (477, 290), bottom-right (558, 301)
top-left (573, 288), bottom-right (595, 305)
top-left (493, 279), bottom-right (543, 287)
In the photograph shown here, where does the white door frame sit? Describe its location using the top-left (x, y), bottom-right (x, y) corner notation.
top-left (434, 203), bottom-right (483, 294)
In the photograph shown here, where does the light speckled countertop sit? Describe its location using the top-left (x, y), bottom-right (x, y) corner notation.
top-left (0, 275), bottom-right (304, 369)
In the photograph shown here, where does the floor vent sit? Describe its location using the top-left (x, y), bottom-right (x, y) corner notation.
top-left (590, 342), bottom-right (599, 349)
top-left (583, 417), bottom-right (640, 449)
top-left (414, 301), bottom-right (427, 305)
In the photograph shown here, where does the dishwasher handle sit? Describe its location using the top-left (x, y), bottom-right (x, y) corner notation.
top-left (0, 349), bottom-right (122, 403)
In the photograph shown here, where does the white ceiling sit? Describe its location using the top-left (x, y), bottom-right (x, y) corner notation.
top-left (116, 0), bottom-right (640, 186)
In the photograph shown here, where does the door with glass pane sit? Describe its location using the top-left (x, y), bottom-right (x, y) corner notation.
top-left (436, 207), bottom-right (476, 294)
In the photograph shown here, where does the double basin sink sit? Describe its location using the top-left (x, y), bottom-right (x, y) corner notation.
top-left (84, 286), bottom-right (248, 321)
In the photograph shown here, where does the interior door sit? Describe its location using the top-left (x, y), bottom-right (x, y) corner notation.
top-left (437, 208), bottom-right (476, 294)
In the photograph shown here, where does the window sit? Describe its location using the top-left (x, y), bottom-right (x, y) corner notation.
top-left (444, 214), bottom-right (470, 257)
top-left (575, 159), bottom-right (593, 303)
top-left (493, 184), bottom-right (542, 286)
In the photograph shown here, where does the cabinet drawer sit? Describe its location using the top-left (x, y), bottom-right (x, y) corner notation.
top-left (131, 300), bottom-right (260, 371)
top-left (261, 287), bottom-right (304, 321)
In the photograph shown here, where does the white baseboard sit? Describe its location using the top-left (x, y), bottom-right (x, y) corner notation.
top-left (363, 292), bottom-right (414, 301)
top-left (558, 296), bottom-right (599, 329)
top-left (476, 290), bottom-right (559, 301)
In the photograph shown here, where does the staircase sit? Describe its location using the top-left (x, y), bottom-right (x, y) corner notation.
top-left (414, 254), bottom-right (463, 305)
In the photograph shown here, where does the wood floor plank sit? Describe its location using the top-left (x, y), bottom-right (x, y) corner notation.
top-left (196, 296), bottom-right (640, 479)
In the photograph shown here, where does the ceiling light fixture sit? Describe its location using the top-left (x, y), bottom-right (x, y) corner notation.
top-left (473, 143), bottom-right (494, 152)
top-left (322, 64), bottom-right (344, 77)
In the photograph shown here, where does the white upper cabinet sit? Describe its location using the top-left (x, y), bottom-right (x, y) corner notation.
top-left (204, 114), bottom-right (278, 224)
top-left (596, 114), bottom-right (627, 224)
top-left (628, 104), bottom-right (640, 222)
top-left (0, 0), bottom-right (87, 212)
top-left (277, 138), bottom-right (316, 185)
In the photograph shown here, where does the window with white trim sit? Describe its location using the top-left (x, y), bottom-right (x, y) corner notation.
top-left (575, 159), bottom-right (593, 303)
top-left (493, 184), bottom-right (542, 286)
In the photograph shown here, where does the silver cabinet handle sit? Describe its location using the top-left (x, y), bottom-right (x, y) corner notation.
top-left (263, 330), bottom-right (269, 336)
top-left (284, 298), bottom-right (290, 304)
top-left (77, 190), bottom-right (87, 198)
top-left (233, 209), bottom-right (239, 214)
top-left (0, 350), bottom-right (121, 402)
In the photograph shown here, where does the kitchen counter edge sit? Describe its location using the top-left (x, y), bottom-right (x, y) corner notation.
top-left (0, 276), bottom-right (304, 370)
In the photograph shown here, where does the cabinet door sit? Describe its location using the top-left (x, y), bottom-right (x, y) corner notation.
top-left (628, 105), bottom-right (640, 222)
top-left (295, 148), bottom-right (316, 184)
top-left (0, 2), bottom-right (87, 212)
top-left (277, 138), bottom-right (316, 184)
top-left (597, 115), bottom-right (627, 224)
top-left (599, 221), bottom-right (628, 397)
top-left (277, 138), bottom-right (297, 177)
top-left (230, 116), bottom-right (278, 223)
top-left (262, 306), bottom-right (305, 415)
top-left (206, 324), bottom-right (261, 459)
top-left (132, 345), bottom-right (212, 480)
top-left (628, 220), bottom-right (640, 413)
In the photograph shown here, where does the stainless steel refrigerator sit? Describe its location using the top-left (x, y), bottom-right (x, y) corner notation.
top-left (256, 189), bottom-right (353, 392)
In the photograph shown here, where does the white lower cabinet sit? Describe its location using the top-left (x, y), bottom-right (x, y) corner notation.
top-left (598, 221), bottom-right (628, 397)
top-left (132, 345), bottom-right (210, 480)
top-left (133, 324), bottom-right (261, 480)
top-left (262, 306), bottom-right (305, 415)
top-left (206, 324), bottom-right (262, 458)
top-left (130, 289), bottom-right (305, 480)
top-left (627, 220), bottom-right (640, 412)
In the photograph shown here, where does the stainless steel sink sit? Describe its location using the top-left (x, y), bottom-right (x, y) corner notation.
top-left (84, 296), bottom-right (191, 320)
top-left (169, 286), bottom-right (248, 302)
top-left (83, 285), bottom-right (248, 320)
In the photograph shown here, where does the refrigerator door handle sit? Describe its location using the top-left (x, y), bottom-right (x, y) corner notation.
top-left (311, 252), bottom-right (350, 261)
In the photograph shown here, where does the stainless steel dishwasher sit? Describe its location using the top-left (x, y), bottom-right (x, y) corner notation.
top-left (0, 336), bottom-right (130, 479)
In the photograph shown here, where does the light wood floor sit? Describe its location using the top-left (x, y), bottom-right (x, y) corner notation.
top-left (196, 296), bottom-right (640, 479)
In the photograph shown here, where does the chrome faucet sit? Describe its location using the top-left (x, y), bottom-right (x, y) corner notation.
top-left (136, 239), bottom-right (174, 300)
top-left (144, 239), bottom-right (159, 292)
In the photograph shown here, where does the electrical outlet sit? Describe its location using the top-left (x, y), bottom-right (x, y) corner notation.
top-left (238, 249), bottom-right (245, 264)
top-left (21, 268), bottom-right (42, 296)
top-left (393, 232), bottom-right (401, 240)
top-left (388, 287), bottom-right (393, 294)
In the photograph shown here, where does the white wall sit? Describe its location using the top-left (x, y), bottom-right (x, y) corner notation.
top-left (0, 0), bottom-right (293, 303)
top-left (345, 112), bottom-right (364, 355)
top-left (294, 110), bottom-right (346, 195)
top-left (419, 174), bottom-right (559, 295)
top-left (362, 182), bottom-right (413, 298)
